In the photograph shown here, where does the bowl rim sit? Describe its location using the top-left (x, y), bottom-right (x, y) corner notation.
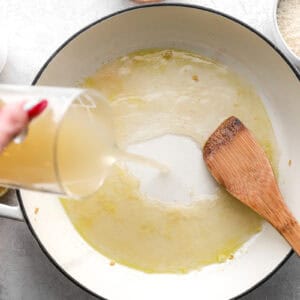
top-left (18, 3), bottom-right (299, 300)
top-left (272, 0), bottom-right (300, 64)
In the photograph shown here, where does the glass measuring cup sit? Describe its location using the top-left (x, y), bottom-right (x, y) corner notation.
top-left (0, 85), bottom-right (115, 198)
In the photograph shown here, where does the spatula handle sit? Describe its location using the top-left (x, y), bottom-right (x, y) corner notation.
top-left (254, 188), bottom-right (300, 256)
top-left (266, 191), bottom-right (300, 256)
top-left (277, 215), bottom-right (300, 256)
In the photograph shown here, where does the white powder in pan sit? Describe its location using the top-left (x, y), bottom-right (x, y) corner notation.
top-left (277, 0), bottom-right (300, 57)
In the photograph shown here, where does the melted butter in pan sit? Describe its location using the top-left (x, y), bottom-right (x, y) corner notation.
top-left (62, 49), bottom-right (278, 273)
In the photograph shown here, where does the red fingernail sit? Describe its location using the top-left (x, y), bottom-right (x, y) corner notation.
top-left (27, 99), bottom-right (48, 121)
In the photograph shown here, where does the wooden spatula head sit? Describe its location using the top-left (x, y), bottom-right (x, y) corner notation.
top-left (203, 116), bottom-right (300, 255)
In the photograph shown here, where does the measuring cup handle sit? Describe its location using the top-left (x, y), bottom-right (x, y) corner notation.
top-left (0, 203), bottom-right (23, 221)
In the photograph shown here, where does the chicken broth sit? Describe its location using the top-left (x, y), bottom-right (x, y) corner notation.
top-left (61, 49), bottom-right (278, 273)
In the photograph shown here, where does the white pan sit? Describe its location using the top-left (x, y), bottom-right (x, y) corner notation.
top-left (0, 4), bottom-right (299, 300)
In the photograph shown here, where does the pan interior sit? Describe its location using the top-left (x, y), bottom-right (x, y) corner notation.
top-left (61, 49), bottom-right (278, 273)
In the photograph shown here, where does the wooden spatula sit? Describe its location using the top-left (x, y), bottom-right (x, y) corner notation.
top-left (203, 116), bottom-right (300, 255)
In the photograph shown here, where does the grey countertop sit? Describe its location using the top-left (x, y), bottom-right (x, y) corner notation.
top-left (0, 0), bottom-right (299, 299)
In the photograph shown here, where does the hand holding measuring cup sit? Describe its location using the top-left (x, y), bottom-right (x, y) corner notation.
top-left (0, 85), bottom-right (115, 199)
top-left (0, 99), bottom-right (48, 151)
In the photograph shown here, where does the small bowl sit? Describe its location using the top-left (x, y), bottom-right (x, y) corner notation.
top-left (273, 0), bottom-right (300, 70)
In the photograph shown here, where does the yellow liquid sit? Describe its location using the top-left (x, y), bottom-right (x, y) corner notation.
top-left (0, 91), bottom-right (116, 197)
top-left (62, 49), bottom-right (278, 273)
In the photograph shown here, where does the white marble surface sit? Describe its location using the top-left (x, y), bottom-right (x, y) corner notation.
top-left (0, 0), bottom-right (299, 299)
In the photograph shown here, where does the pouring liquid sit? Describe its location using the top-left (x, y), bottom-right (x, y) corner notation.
top-left (116, 151), bottom-right (169, 174)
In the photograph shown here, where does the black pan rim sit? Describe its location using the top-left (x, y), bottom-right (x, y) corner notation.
top-left (18, 3), bottom-right (298, 300)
